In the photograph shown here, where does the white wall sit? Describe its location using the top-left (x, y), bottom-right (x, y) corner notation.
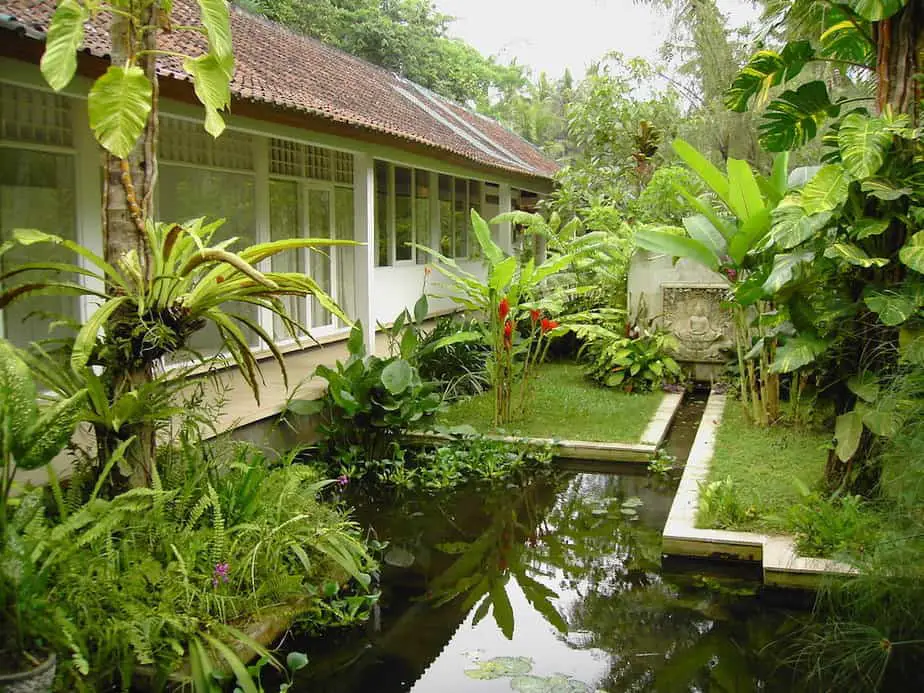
top-left (373, 260), bottom-right (486, 325)
top-left (627, 249), bottom-right (729, 325)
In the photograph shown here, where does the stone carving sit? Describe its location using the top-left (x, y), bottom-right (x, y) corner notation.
top-left (661, 285), bottom-right (733, 363)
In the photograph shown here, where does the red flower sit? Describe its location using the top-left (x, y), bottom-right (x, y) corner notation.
top-left (503, 320), bottom-right (513, 349)
top-left (498, 297), bottom-right (510, 320)
top-left (530, 309), bottom-right (540, 323)
top-left (540, 318), bottom-right (559, 334)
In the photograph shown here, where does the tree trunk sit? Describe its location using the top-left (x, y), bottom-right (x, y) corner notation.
top-left (105, 8), bottom-right (160, 483)
top-left (874, 3), bottom-right (924, 122)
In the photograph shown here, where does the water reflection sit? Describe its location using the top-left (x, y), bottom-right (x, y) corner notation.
top-left (285, 468), bottom-right (798, 693)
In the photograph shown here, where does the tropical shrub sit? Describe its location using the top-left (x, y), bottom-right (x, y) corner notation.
top-left (720, 0), bottom-right (924, 489)
top-left (785, 485), bottom-right (875, 558)
top-left (45, 439), bottom-right (376, 690)
top-left (1, 219), bottom-right (350, 484)
top-left (635, 139), bottom-right (792, 426)
top-left (414, 315), bottom-right (490, 401)
top-left (697, 477), bottom-right (757, 530)
top-left (560, 308), bottom-right (682, 391)
top-left (287, 323), bottom-right (441, 461)
top-left (419, 210), bottom-right (602, 423)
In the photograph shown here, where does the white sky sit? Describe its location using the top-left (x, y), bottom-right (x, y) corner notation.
top-left (434, 0), bottom-right (761, 79)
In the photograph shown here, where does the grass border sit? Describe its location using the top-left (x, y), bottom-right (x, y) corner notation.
top-left (662, 392), bottom-right (857, 589)
top-left (407, 393), bottom-right (683, 463)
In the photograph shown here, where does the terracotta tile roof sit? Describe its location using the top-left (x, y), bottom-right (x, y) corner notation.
top-left (0, 0), bottom-right (559, 181)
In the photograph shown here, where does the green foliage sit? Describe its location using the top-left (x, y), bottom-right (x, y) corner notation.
top-left (46, 437), bottom-right (376, 690)
top-left (697, 477), bottom-right (758, 529)
top-left (1, 219), bottom-right (349, 400)
top-left (561, 309), bottom-right (682, 391)
top-left (288, 322), bottom-right (441, 460)
top-left (414, 315), bottom-right (490, 401)
top-left (241, 0), bottom-right (524, 104)
top-left (785, 482), bottom-right (875, 557)
top-left (0, 339), bottom-right (85, 544)
top-left (41, 0), bottom-right (235, 152)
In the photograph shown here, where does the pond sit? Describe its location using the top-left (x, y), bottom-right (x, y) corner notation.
top-left (271, 394), bottom-right (810, 692)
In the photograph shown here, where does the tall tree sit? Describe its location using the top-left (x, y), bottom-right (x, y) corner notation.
top-left (237, 0), bottom-right (525, 104)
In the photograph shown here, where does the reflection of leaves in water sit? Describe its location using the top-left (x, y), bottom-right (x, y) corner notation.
top-left (510, 674), bottom-right (591, 692)
top-left (464, 656), bottom-right (533, 680)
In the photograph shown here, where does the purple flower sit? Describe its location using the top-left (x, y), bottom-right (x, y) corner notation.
top-left (212, 562), bottom-right (230, 587)
top-left (336, 474), bottom-right (349, 488)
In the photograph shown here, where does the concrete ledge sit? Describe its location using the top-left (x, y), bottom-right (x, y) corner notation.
top-left (663, 392), bottom-right (856, 589)
top-left (640, 392), bottom-right (684, 446)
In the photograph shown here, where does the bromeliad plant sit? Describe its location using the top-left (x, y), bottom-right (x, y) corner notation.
top-left (0, 218), bottom-right (351, 483)
top-left (417, 210), bottom-right (599, 425)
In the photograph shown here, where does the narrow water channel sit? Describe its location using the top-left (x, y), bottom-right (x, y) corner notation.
top-left (279, 391), bottom-right (804, 692)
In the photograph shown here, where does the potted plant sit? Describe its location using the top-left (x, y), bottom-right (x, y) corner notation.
top-left (0, 340), bottom-right (86, 691)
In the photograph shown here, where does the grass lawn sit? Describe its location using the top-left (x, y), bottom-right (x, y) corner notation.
top-left (435, 362), bottom-right (664, 443)
top-left (699, 399), bottom-right (831, 533)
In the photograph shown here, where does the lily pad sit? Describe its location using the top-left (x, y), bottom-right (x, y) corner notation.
top-left (510, 674), bottom-right (590, 692)
top-left (621, 496), bottom-right (644, 508)
top-left (619, 508), bottom-right (638, 516)
top-left (384, 546), bottom-right (415, 568)
top-left (464, 656), bottom-right (533, 680)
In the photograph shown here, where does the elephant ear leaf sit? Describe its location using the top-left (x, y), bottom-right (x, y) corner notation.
top-left (845, 0), bottom-right (907, 22)
top-left (759, 81), bottom-right (841, 152)
top-left (18, 390), bottom-right (86, 471)
top-left (838, 113), bottom-right (892, 179)
top-left (835, 410), bottom-right (864, 462)
top-left (899, 231), bottom-right (924, 274)
top-left (724, 41), bottom-right (814, 112)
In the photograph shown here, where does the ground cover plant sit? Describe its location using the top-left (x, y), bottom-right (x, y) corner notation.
top-left (435, 362), bottom-right (664, 443)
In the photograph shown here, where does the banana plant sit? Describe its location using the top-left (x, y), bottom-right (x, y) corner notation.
top-left (634, 138), bottom-right (791, 425)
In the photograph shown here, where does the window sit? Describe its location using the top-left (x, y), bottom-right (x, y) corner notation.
top-left (269, 179), bottom-right (302, 340)
top-left (438, 174), bottom-right (453, 257)
top-left (0, 148), bottom-right (79, 348)
top-left (394, 166), bottom-right (412, 261)
top-left (335, 187), bottom-right (355, 322)
top-left (415, 169), bottom-right (430, 264)
top-left (454, 178), bottom-right (467, 258)
top-left (374, 161), bottom-right (390, 266)
top-left (308, 188), bottom-right (332, 328)
top-left (158, 165), bottom-right (258, 352)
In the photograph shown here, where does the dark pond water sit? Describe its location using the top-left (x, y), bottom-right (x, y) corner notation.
top-left (280, 394), bottom-right (808, 693)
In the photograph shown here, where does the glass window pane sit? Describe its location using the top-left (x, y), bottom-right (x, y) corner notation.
top-left (469, 180), bottom-right (482, 258)
top-left (439, 174), bottom-right (453, 257)
top-left (415, 169), bottom-right (430, 264)
top-left (334, 187), bottom-right (355, 324)
top-left (374, 161), bottom-right (390, 266)
top-left (269, 180), bottom-right (304, 340)
top-left (394, 166), bottom-right (412, 261)
top-left (0, 148), bottom-right (78, 348)
top-left (454, 178), bottom-right (468, 258)
top-left (308, 189), bottom-right (332, 328)
top-left (158, 165), bottom-right (258, 353)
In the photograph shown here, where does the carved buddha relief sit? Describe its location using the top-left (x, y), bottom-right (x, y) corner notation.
top-left (661, 286), bottom-right (734, 363)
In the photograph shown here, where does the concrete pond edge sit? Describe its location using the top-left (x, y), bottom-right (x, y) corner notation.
top-left (662, 392), bottom-right (857, 589)
top-left (407, 392), bottom-right (684, 464)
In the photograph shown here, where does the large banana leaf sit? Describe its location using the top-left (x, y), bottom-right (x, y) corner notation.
top-left (634, 227), bottom-right (720, 271)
